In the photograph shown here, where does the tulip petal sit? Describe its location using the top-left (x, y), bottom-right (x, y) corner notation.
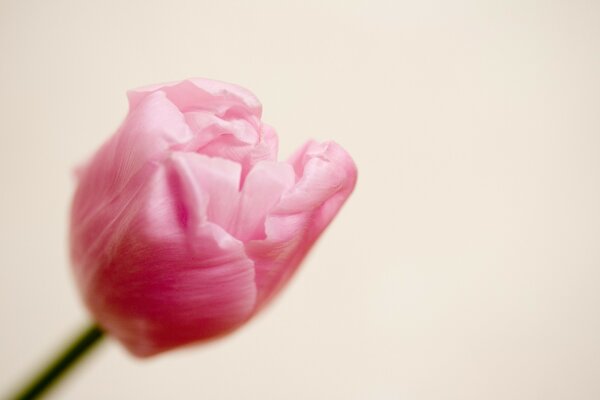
top-left (74, 92), bottom-right (192, 210)
top-left (183, 111), bottom-right (259, 148)
top-left (232, 160), bottom-right (296, 242)
top-left (168, 152), bottom-right (241, 232)
top-left (252, 122), bottom-right (279, 164)
top-left (77, 164), bottom-right (256, 357)
top-left (71, 91), bottom-right (192, 263)
top-left (128, 78), bottom-right (262, 120)
top-left (129, 79), bottom-right (277, 177)
top-left (246, 141), bottom-right (357, 305)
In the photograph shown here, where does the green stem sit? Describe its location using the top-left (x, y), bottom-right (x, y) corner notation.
top-left (9, 324), bottom-right (104, 400)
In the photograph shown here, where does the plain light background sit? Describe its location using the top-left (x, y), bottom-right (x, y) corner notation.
top-left (1, 1), bottom-right (600, 399)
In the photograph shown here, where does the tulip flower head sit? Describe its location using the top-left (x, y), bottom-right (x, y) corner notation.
top-left (70, 78), bottom-right (357, 357)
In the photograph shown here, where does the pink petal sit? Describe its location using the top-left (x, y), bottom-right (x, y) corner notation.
top-left (74, 92), bottom-right (191, 210)
top-left (182, 111), bottom-right (259, 147)
top-left (127, 79), bottom-right (277, 178)
top-left (246, 141), bottom-right (357, 306)
top-left (194, 122), bottom-right (279, 181)
top-left (232, 160), bottom-right (296, 242)
top-left (168, 152), bottom-right (241, 232)
top-left (71, 91), bottom-right (192, 263)
top-left (251, 122), bottom-right (279, 164)
top-left (74, 164), bottom-right (256, 357)
top-left (127, 78), bottom-right (262, 120)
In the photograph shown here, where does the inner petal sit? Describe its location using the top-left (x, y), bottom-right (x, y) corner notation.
top-left (231, 161), bottom-right (295, 242)
top-left (182, 111), bottom-right (259, 149)
top-left (128, 79), bottom-right (262, 119)
top-left (168, 152), bottom-right (241, 232)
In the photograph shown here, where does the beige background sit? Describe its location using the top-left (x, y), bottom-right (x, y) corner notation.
top-left (1, 1), bottom-right (600, 399)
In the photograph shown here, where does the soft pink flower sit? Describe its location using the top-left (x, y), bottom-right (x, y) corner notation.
top-left (70, 78), bottom-right (357, 357)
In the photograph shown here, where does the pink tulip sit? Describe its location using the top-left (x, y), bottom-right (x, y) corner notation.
top-left (70, 78), bottom-right (357, 357)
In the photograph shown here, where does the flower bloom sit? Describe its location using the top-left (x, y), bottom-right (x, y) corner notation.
top-left (70, 78), bottom-right (357, 357)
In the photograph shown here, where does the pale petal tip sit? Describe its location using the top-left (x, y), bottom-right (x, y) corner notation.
top-left (127, 78), bottom-right (262, 115)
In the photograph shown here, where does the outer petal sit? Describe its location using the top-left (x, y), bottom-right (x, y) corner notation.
top-left (246, 141), bottom-right (357, 306)
top-left (72, 163), bottom-right (256, 357)
top-left (71, 91), bottom-right (192, 265)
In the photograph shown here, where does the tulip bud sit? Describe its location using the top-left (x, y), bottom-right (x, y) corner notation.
top-left (70, 78), bottom-right (357, 357)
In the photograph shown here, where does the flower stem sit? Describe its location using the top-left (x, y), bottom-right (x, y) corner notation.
top-left (10, 324), bottom-right (104, 400)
